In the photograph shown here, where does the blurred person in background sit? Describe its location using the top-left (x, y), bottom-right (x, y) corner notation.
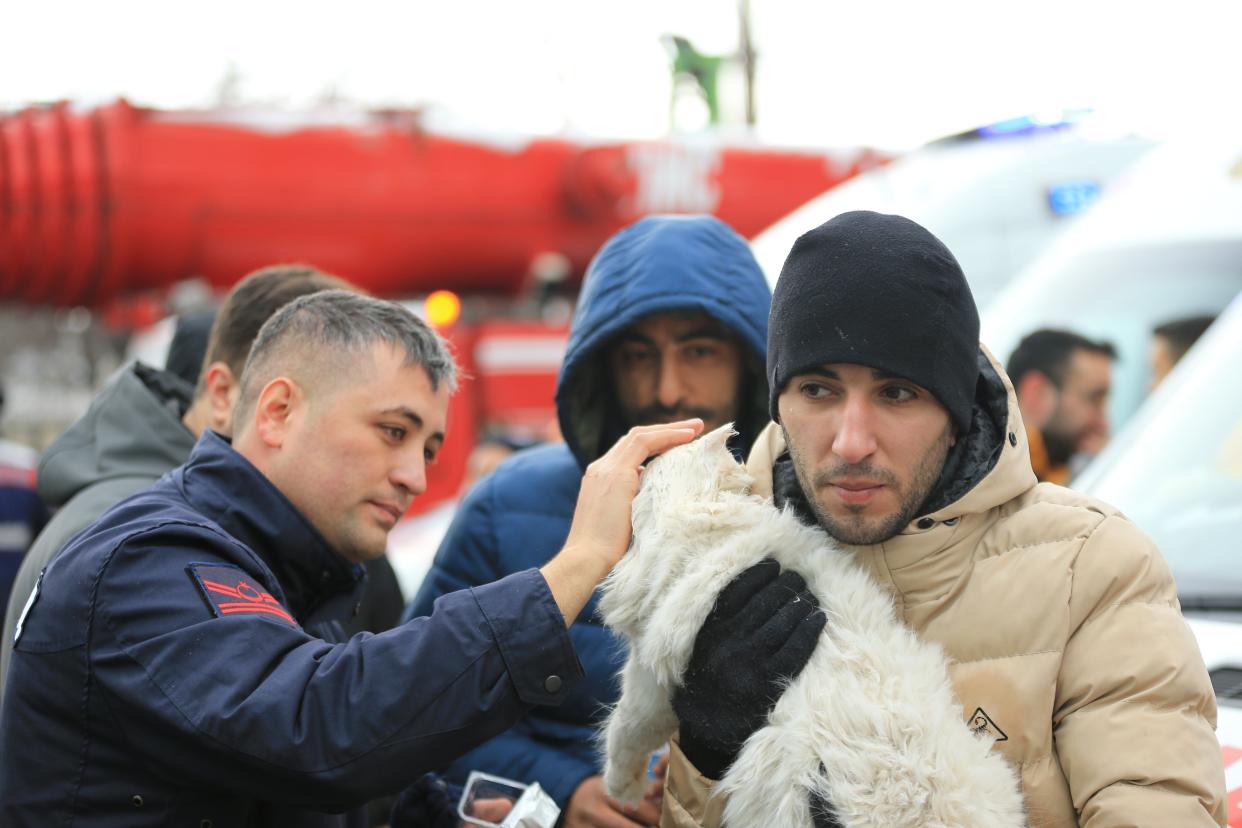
top-left (1, 288), bottom-right (700, 825)
top-left (0, 265), bottom-right (396, 702)
top-left (465, 436), bottom-right (518, 486)
top-left (163, 308), bottom-right (218, 388)
top-left (1150, 314), bottom-right (1216, 390)
top-left (407, 215), bottom-right (772, 828)
top-left (1006, 329), bottom-right (1116, 484)
top-left (0, 383), bottom-right (49, 625)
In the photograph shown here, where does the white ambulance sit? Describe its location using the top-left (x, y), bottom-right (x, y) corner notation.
top-left (751, 116), bottom-right (1155, 310)
top-left (980, 138), bottom-right (1242, 433)
top-left (1075, 293), bottom-right (1242, 825)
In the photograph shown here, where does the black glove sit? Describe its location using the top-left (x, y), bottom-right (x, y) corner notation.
top-left (671, 558), bottom-right (826, 779)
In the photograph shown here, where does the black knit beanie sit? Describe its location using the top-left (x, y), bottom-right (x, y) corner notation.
top-left (768, 211), bottom-right (979, 434)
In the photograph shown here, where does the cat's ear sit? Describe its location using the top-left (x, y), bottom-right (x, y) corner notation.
top-left (702, 422), bottom-right (754, 495)
top-left (701, 422), bottom-right (736, 455)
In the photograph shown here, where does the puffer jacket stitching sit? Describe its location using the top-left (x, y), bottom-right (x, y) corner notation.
top-left (953, 649), bottom-right (1062, 665)
top-left (1114, 699), bottom-right (1213, 714)
top-left (1061, 517), bottom-right (1176, 638)
top-left (1074, 601), bottom-right (1179, 626)
top-left (997, 534), bottom-right (1093, 553)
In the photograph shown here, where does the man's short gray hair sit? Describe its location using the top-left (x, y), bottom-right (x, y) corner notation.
top-left (235, 290), bottom-right (457, 422)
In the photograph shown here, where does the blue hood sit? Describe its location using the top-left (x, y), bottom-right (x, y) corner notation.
top-left (555, 215), bottom-right (772, 467)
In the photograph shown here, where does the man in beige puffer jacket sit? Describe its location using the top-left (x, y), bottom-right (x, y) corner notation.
top-left (660, 211), bottom-right (1225, 827)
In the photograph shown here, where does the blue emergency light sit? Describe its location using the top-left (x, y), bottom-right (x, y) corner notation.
top-left (1047, 181), bottom-right (1101, 216)
top-left (976, 109), bottom-right (1091, 140)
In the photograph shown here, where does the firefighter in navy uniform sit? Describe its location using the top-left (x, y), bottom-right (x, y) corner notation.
top-left (0, 290), bottom-right (702, 827)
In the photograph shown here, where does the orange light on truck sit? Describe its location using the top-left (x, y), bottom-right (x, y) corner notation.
top-left (425, 290), bottom-right (462, 328)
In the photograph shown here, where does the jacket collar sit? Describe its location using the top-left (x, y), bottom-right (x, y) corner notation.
top-left (749, 346), bottom-right (1038, 596)
top-left (173, 430), bottom-right (364, 623)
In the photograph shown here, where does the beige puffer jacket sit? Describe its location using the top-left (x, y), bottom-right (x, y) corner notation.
top-left (661, 352), bottom-right (1226, 828)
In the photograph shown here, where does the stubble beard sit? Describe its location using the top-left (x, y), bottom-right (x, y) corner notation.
top-left (784, 425), bottom-right (953, 546)
top-left (1040, 407), bottom-right (1081, 467)
top-left (331, 509), bottom-right (389, 566)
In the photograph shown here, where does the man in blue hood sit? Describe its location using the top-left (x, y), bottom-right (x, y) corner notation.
top-left (408, 215), bottom-right (773, 827)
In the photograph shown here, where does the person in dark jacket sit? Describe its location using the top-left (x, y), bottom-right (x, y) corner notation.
top-left (0, 289), bottom-right (702, 826)
top-left (0, 383), bottom-right (49, 624)
top-left (0, 265), bottom-right (358, 704)
top-left (164, 307), bottom-right (217, 388)
top-left (408, 215), bottom-right (772, 827)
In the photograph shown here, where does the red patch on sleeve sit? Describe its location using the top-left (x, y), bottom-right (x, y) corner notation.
top-left (188, 563), bottom-right (298, 627)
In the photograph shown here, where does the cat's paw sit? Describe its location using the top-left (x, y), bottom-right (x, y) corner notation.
top-left (603, 762), bottom-right (647, 807)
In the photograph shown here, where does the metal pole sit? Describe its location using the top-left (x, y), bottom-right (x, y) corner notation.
top-left (738, 0), bottom-right (757, 126)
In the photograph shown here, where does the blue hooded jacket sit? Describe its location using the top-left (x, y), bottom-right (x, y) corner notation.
top-left (0, 432), bottom-right (582, 826)
top-left (407, 215), bottom-right (772, 808)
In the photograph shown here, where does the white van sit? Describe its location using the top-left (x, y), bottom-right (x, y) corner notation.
top-left (980, 139), bottom-right (1242, 431)
top-left (1074, 294), bottom-right (1242, 824)
top-left (751, 118), bottom-right (1154, 310)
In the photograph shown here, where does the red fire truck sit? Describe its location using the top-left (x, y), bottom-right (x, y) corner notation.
top-left (1, 98), bottom-right (888, 512)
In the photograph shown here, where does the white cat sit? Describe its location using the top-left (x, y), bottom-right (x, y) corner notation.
top-left (599, 424), bottom-right (1026, 828)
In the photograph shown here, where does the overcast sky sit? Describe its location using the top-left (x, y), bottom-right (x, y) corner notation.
top-left (3, 0), bottom-right (1240, 150)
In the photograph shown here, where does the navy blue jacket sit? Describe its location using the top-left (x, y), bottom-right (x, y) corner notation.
top-left (408, 215), bottom-right (772, 808)
top-left (0, 432), bottom-right (582, 826)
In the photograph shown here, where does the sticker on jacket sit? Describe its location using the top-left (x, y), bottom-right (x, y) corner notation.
top-left (188, 563), bottom-right (298, 627)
